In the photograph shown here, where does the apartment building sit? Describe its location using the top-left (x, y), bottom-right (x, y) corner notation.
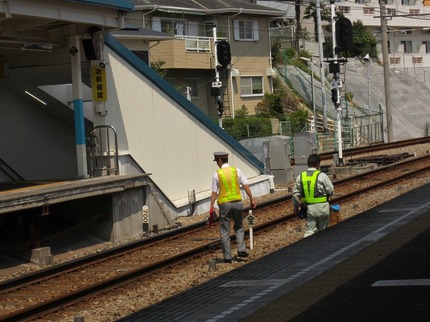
top-left (259, 0), bottom-right (430, 86)
top-left (335, 0), bottom-right (430, 85)
top-left (122, 0), bottom-right (284, 118)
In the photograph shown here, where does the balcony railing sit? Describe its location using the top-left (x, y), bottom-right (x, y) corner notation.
top-left (181, 36), bottom-right (212, 53)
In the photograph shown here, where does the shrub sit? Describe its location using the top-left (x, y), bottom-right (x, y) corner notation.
top-left (222, 116), bottom-right (272, 141)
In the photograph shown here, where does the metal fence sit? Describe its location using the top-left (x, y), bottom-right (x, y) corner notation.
top-left (275, 62), bottom-right (384, 151)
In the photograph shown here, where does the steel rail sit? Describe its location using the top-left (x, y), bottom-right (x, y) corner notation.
top-left (319, 136), bottom-right (430, 160)
top-left (0, 220), bottom-right (207, 292)
top-left (3, 154), bottom-right (425, 294)
top-left (1, 155), bottom-right (430, 321)
top-left (246, 156), bottom-right (430, 235)
top-left (0, 241), bottom-right (220, 322)
top-left (244, 154), bottom-right (430, 213)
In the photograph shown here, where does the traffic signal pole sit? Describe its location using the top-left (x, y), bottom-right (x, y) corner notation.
top-left (212, 25), bottom-right (223, 128)
top-left (213, 26), bottom-right (220, 89)
top-left (330, 0), bottom-right (344, 166)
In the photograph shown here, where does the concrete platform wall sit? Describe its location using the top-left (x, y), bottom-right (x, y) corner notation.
top-left (111, 187), bottom-right (146, 243)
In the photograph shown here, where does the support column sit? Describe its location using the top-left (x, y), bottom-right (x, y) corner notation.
top-left (71, 36), bottom-right (88, 178)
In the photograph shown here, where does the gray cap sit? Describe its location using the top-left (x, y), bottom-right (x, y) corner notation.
top-left (213, 151), bottom-right (229, 161)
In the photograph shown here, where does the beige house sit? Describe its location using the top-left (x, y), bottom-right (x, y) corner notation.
top-left (123, 0), bottom-right (284, 118)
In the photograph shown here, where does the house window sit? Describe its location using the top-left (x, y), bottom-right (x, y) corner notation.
top-left (152, 18), bottom-right (187, 36)
top-left (240, 76), bottom-right (263, 96)
top-left (205, 22), bottom-right (215, 37)
top-left (401, 41), bottom-right (413, 53)
top-left (363, 7), bottom-right (375, 14)
top-left (338, 6), bottom-right (350, 14)
top-left (387, 8), bottom-right (396, 15)
top-left (409, 8), bottom-right (420, 14)
top-left (185, 78), bottom-right (199, 99)
top-left (412, 56), bottom-right (423, 64)
top-left (234, 20), bottom-right (259, 41)
top-left (389, 57), bottom-right (401, 65)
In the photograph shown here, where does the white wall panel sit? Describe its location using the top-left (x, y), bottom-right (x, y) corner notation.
top-left (103, 47), bottom-right (263, 206)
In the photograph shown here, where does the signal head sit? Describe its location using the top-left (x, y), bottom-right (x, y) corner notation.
top-left (335, 17), bottom-right (353, 50)
top-left (216, 41), bottom-right (231, 69)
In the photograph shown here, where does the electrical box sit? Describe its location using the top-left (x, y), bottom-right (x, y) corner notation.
top-left (239, 135), bottom-right (293, 185)
top-left (211, 87), bottom-right (221, 96)
top-left (293, 131), bottom-right (318, 177)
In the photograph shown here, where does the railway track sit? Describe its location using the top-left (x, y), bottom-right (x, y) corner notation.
top-left (319, 136), bottom-right (430, 160)
top-left (1, 152), bottom-right (430, 321)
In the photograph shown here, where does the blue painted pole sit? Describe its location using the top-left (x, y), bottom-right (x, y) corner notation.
top-left (71, 36), bottom-right (88, 178)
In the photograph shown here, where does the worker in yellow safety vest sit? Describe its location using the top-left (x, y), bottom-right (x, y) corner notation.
top-left (210, 152), bottom-right (256, 263)
top-left (292, 154), bottom-right (334, 237)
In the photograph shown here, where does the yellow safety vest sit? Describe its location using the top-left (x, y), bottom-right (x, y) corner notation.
top-left (301, 170), bottom-right (328, 204)
top-left (217, 167), bottom-right (242, 205)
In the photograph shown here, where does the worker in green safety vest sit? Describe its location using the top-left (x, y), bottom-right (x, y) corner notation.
top-left (210, 151), bottom-right (256, 263)
top-left (292, 154), bottom-right (334, 237)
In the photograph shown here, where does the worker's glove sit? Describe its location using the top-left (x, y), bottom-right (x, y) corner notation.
top-left (207, 208), bottom-right (219, 227)
top-left (298, 203), bottom-right (307, 219)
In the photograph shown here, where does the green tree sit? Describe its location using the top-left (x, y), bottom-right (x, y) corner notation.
top-left (285, 47), bottom-right (297, 60)
top-left (271, 40), bottom-right (283, 65)
top-left (255, 91), bottom-right (287, 120)
top-left (332, 17), bottom-right (378, 59)
top-left (294, 1), bottom-right (312, 48)
top-left (235, 105), bottom-right (249, 118)
top-left (289, 109), bottom-right (309, 133)
top-left (149, 59), bottom-right (168, 78)
top-left (303, 1), bottom-right (331, 42)
top-left (222, 116), bottom-right (272, 140)
top-left (350, 20), bottom-right (378, 58)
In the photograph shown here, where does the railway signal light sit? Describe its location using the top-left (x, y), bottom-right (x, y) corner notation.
top-left (216, 95), bottom-right (224, 117)
top-left (335, 17), bottom-right (353, 50)
top-left (217, 41), bottom-right (231, 69)
top-left (331, 88), bottom-right (340, 106)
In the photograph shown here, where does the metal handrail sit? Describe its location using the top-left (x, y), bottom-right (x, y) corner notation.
top-left (88, 125), bottom-right (119, 177)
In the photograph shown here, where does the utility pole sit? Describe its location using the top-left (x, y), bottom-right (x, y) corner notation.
top-left (379, 0), bottom-right (394, 142)
top-left (330, 0), bottom-right (344, 166)
top-left (316, 0), bottom-right (327, 132)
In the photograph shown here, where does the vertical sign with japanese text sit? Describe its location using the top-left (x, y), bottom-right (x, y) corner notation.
top-left (91, 66), bottom-right (107, 102)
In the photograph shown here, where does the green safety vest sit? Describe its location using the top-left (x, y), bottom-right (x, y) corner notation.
top-left (217, 167), bottom-right (242, 205)
top-left (301, 170), bottom-right (328, 204)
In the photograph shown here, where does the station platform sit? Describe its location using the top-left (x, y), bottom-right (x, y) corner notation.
top-left (0, 174), bottom-right (150, 255)
top-left (0, 174), bottom-right (149, 214)
top-left (119, 182), bottom-right (430, 322)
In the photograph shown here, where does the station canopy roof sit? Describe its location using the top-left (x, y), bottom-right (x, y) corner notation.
top-left (0, 0), bottom-right (134, 59)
